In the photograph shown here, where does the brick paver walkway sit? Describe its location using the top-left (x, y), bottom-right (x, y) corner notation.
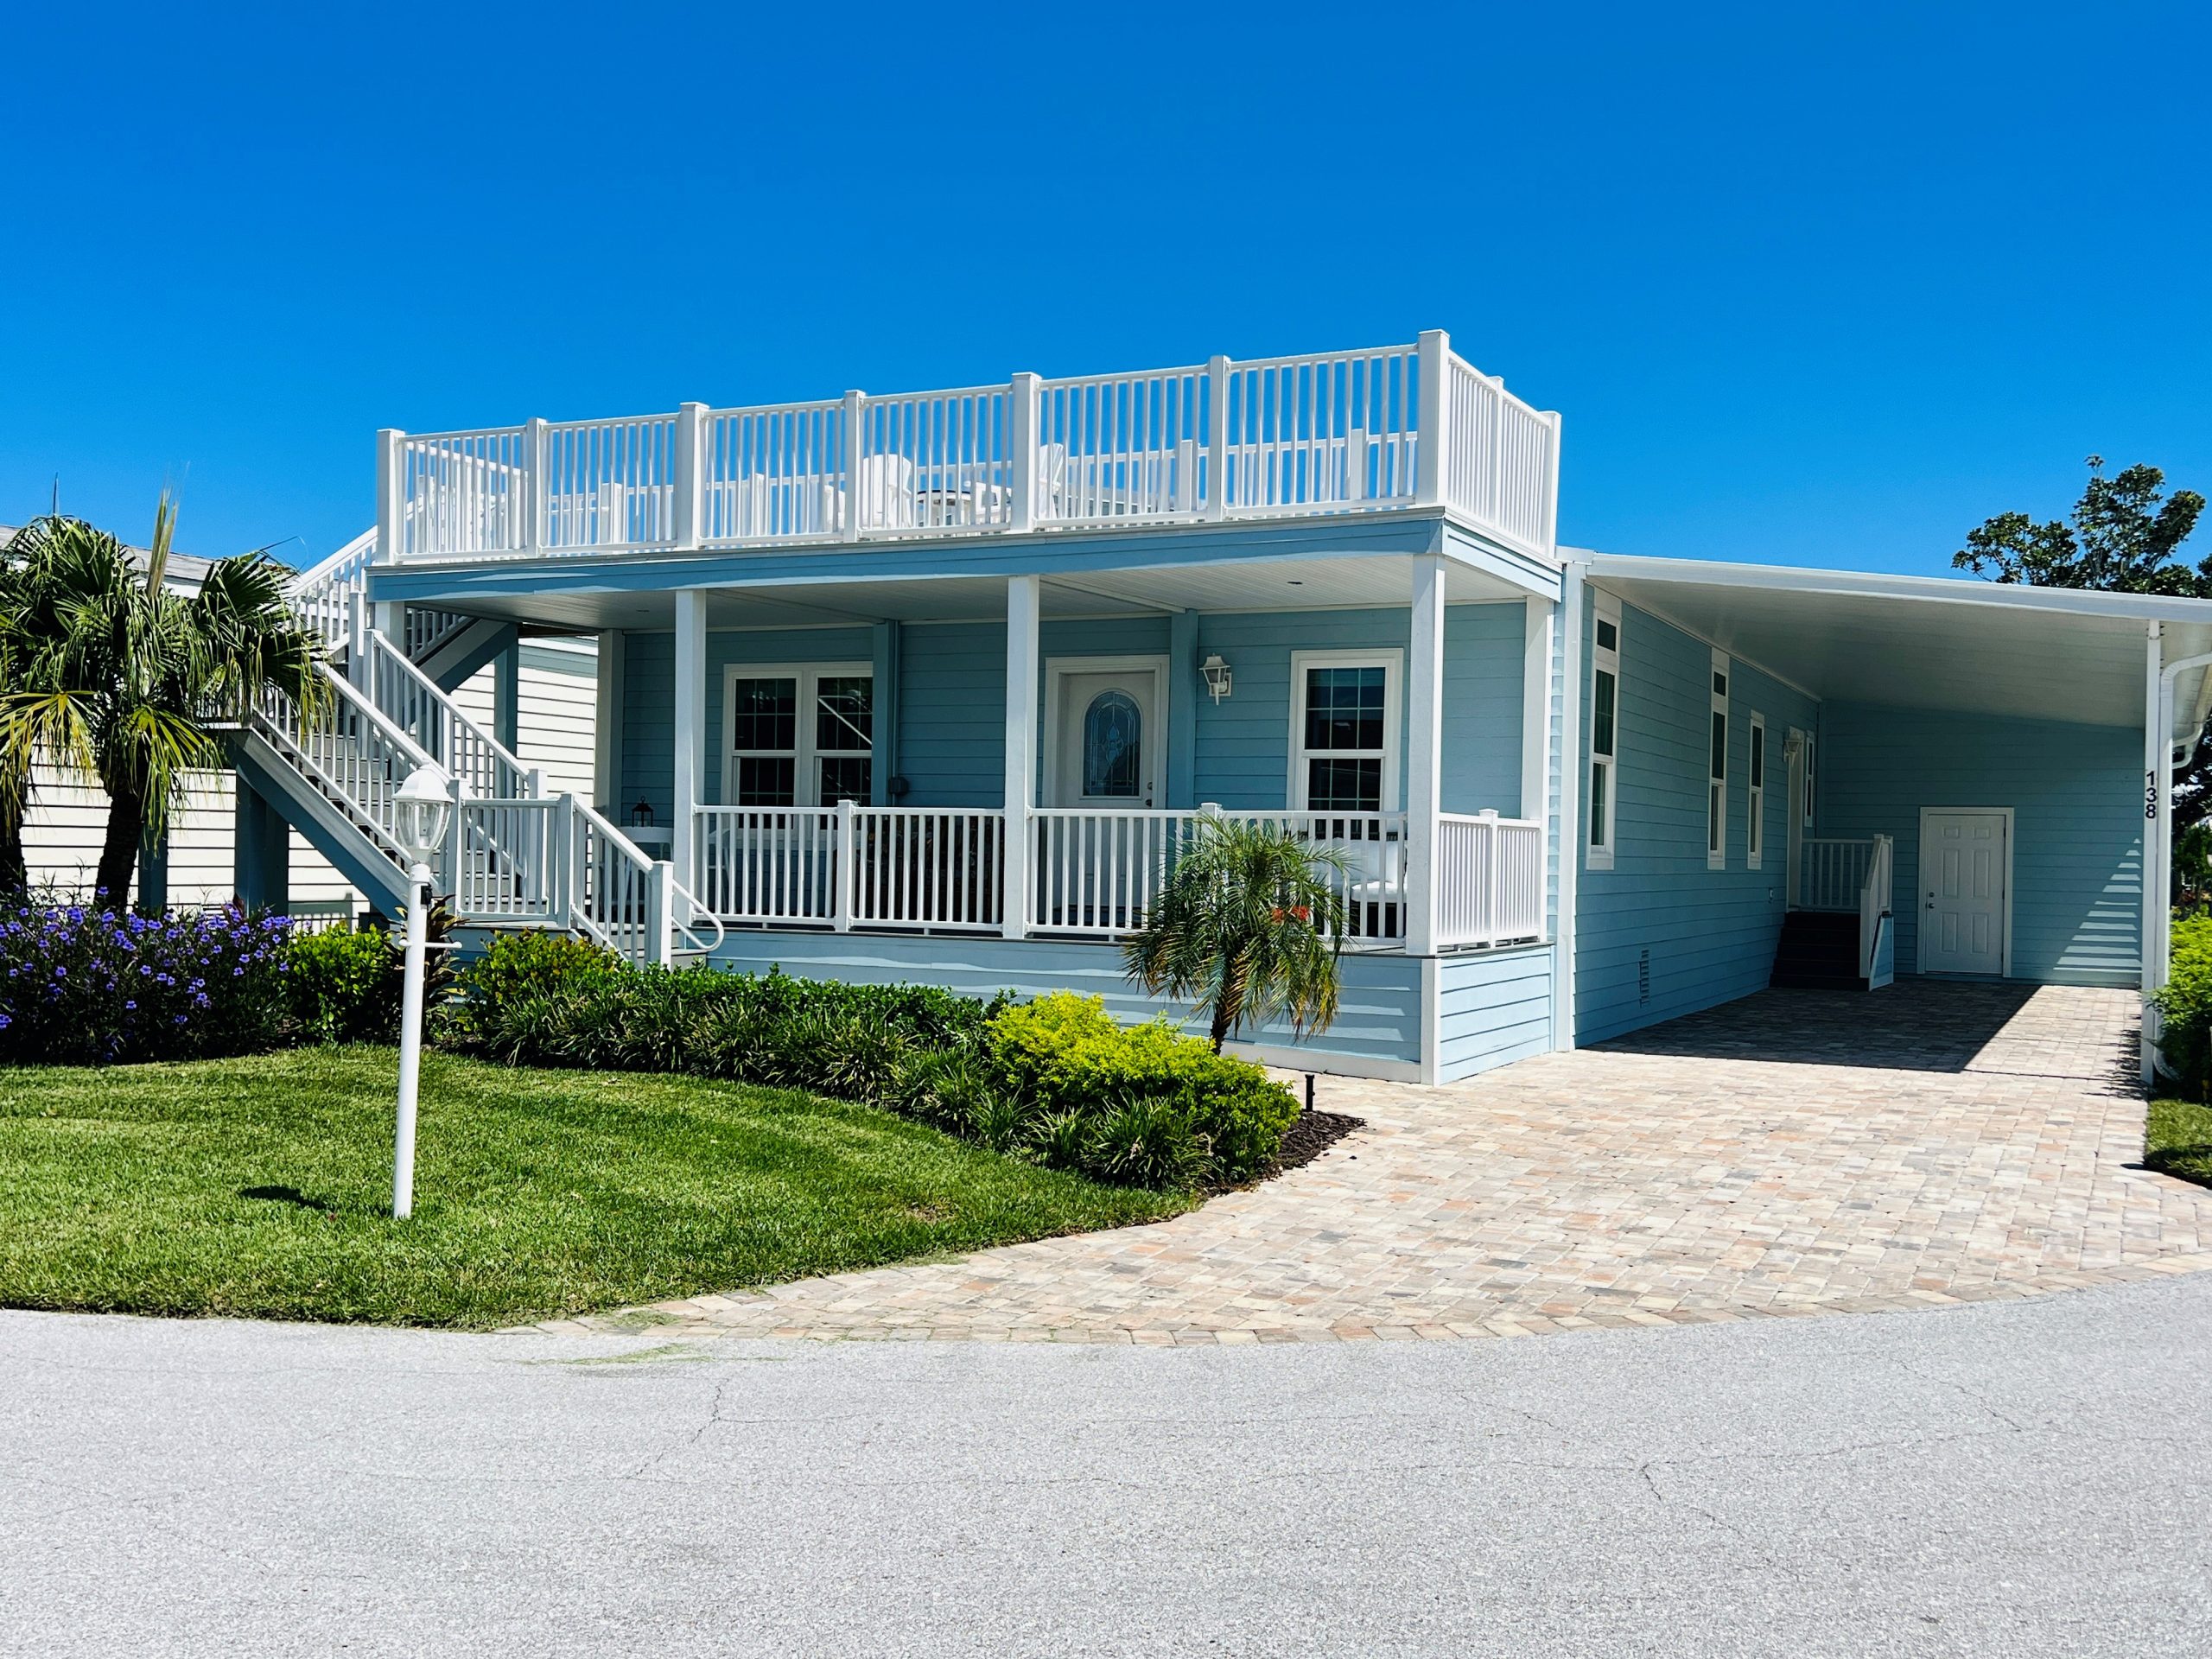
top-left (541, 983), bottom-right (2212, 1344)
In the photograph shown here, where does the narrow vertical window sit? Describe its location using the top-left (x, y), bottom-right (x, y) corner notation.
top-left (1707, 652), bottom-right (1729, 869)
top-left (1290, 655), bottom-right (1399, 814)
top-left (1746, 713), bottom-right (1765, 869)
top-left (1801, 736), bottom-right (1816, 830)
top-left (1588, 594), bottom-right (1621, 870)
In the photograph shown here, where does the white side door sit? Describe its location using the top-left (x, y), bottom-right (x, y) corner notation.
top-left (1919, 809), bottom-right (2008, 976)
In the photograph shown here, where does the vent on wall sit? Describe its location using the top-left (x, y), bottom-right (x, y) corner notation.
top-left (1637, 947), bottom-right (1651, 1007)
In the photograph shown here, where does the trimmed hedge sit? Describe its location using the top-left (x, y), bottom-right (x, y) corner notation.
top-left (2155, 912), bottom-right (2212, 1096)
top-left (435, 935), bottom-right (1297, 1190)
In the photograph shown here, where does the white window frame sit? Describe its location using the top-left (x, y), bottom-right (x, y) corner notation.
top-left (1587, 593), bottom-right (1621, 870)
top-left (1707, 649), bottom-right (1730, 870)
top-left (1746, 710), bottom-right (1765, 870)
top-left (1287, 649), bottom-right (1403, 813)
top-left (1801, 734), bottom-right (1816, 831)
top-left (721, 661), bottom-right (874, 808)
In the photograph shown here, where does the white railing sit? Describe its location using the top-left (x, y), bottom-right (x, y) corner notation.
top-left (1029, 808), bottom-right (1411, 946)
top-left (1222, 346), bottom-right (1420, 513)
top-left (1435, 811), bottom-right (1547, 949)
top-left (401, 606), bottom-right (475, 663)
top-left (286, 529), bottom-right (377, 651)
top-left (357, 632), bottom-right (537, 804)
top-left (385, 334), bottom-right (1560, 563)
top-left (401, 428), bottom-right (527, 558)
top-left (454, 797), bottom-right (562, 926)
top-left (693, 803), bottom-right (1006, 932)
top-left (695, 806), bottom-right (840, 925)
top-left (567, 798), bottom-right (721, 965)
top-left (1798, 837), bottom-right (1874, 911)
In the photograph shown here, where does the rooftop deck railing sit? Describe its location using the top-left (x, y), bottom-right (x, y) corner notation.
top-left (378, 332), bottom-right (1560, 568)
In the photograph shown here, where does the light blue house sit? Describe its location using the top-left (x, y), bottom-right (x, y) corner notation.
top-left (249, 333), bottom-right (2212, 1085)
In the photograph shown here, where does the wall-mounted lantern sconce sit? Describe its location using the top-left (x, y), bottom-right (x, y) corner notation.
top-left (631, 797), bottom-right (656, 828)
top-left (1201, 653), bottom-right (1233, 704)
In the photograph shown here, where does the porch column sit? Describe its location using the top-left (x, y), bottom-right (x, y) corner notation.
top-left (1002, 575), bottom-right (1040, 939)
top-left (1406, 554), bottom-right (1446, 957)
top-left (672, 590), bottom-right (707, 893)
top-left (1554, 567), bottom-right (1585, 1052)
top-left (493, 638), bottom-right (520, 755)
top-left (1520, 596), bottom-right (1551, 822)
top-left (2143, 619), bottom-right (2165, 1085)
top-left (1168, 608), bottom-right (1199, 808)
top-left (593, 630), bottom-right (626, 814)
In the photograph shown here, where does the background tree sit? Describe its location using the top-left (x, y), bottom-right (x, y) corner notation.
top-left (1955, 458), bottom-right (2209, 890)
top-left (1122, 816), bottom-right (1350, 1053)
top-left (0, 501), bottom-right (326, 906)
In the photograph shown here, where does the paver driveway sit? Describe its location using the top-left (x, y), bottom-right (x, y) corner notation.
top-left (545, 982), bottom-right (2212, 1344)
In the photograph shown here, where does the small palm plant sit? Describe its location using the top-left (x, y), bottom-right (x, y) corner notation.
top-left (1122, 814), bottom-right (1351, 1054)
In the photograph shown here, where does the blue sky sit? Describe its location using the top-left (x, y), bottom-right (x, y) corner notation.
top-left (3, 2), bottom-right (2205, 575)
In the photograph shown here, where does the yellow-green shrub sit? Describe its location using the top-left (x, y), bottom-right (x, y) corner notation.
top-left (2155, 912), bottom-right (2212, 1096)
top-left (988, 992), bottom-right (1299, 1184)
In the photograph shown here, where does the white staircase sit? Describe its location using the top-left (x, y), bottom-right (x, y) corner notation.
top-left (254, 532), bottom-right (720, 966)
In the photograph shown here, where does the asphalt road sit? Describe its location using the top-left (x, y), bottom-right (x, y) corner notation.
top-left (5, 1276), bottom-right (2209, 1658)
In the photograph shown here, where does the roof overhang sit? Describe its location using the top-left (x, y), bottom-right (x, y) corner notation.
top-left (1581, 551), bottom-right (2212, 743)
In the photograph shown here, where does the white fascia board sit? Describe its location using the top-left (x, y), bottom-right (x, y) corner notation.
top-left (1575, 550), bottom-right (2212, 627)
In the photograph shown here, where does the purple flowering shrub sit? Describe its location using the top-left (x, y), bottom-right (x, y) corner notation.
top-left (0, 901), bottom-right (294, 1065)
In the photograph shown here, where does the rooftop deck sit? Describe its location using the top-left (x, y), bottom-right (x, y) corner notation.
top-left (378, 333), bottom-right (1560, 569)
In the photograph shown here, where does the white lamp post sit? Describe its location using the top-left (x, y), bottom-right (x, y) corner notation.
top-left (391, 763), bottom-right (454, 1220)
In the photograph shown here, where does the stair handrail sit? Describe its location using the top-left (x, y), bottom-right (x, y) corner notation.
top-left (251, 662), bottom-right (443, 869)
top-left (1858, 834), bottom-right (1894, 979)
top-left (570, 797), bottom-right (725, 960)
top-left (359, 629), bottom-right (537, 802)
top-left (285, 528), bottom-right (378, 651)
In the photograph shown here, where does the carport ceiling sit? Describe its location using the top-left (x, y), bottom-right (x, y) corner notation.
top-left (1587, 554), bottom-right (2212, 737)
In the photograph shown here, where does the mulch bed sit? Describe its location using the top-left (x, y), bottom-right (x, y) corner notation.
top-left (1269, 1108), bottom-right (1364, 1178)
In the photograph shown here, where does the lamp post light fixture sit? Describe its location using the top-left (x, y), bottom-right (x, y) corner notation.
top-left (391, 763), bottom-right (454, 1220)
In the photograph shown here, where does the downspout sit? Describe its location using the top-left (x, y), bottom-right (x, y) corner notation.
top-left (1554, 563), bottom-right (1585, 1051)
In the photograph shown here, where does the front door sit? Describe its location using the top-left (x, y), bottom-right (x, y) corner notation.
top-left (1919, 809), bottom-right (2008, 976)
top-left (1048, 659), bottom-right (1166, 809)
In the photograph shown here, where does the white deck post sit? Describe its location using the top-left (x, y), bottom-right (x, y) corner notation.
top-left (673, 402), bottom-right (706, 550)
top-left (1407, 554), bottom-right (1446, 957)
top-left (522, 417), bottom-right (548, 556)
top-left (2144, 620), bottom-right (2165, 1085)
top-left (375, 429), bottom-right (404, 565)
top-left (1002, 575), bottom-right (1040, 939)
top-left (1414, 329), bottom-right (1450, 510)
top-left (842, 391), bottom-right (866, 543)
top-left (672, 589), bottom-right (707, 908)
top-left (1008, 372), bottom-right (1039, 533)
top-left (1554, 567), bottom-right (1584, 1051)
top-left (1205, 355), bottom-right (1230, 519)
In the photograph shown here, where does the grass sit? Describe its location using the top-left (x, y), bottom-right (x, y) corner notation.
top-left (0, 1047), bottom-right (1194, 1328)
top-left (2147, 1096), bottom-right (2212, 1190)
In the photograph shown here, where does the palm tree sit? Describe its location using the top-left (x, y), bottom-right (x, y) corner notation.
top-left (1122, 814), bottom-right (1351, 1054)
top-left (0, 500), bottom-right (326, 906)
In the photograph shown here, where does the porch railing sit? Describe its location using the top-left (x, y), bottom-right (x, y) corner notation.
top-left (689, 802), bottom-right (1547, 953)
top-left (1798, 837), bottom-right (1874, 912)
top-left (384, 334), bottom-right (1560, 566)
top-left (1435, 811), bottom-right (1547, 948)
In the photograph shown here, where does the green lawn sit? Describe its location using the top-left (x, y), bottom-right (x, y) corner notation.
top-left (2147, 1097), bottom-right (2212, 1190)
top-left (0, 1048), bottom-right (1192, 1328)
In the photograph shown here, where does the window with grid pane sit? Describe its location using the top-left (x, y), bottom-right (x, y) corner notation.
top-left (730, 677), bottom-right (798, 805)
top-left (1302, 665), bottom-right (1387, 811)
top-left (814, 675), bottom-right (873, 804)
top-left (1589, 595), bottom-right (1621, 868)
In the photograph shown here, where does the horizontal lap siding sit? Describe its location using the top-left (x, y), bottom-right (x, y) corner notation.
top-left (1576, 594), bottom-right (1821, 1045)
top-left (704, 930), bottom-right (1423, 1072)
top-left (1438, 945), bottom-right (1554, 1078)
top-left (1818, 703), bottom-right (2141, 985)
top-left (898, 622), bottom-right (1006, 806)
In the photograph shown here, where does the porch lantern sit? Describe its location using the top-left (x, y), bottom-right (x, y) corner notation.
top-left (389, 762), bottom-right (453, 1223)
top-left (1201, 653), bottom-right (1233, 704)
top-left (631, 797), bottom-right (656, 828)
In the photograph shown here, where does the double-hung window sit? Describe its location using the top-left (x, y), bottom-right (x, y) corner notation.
top-left (725, 664), bottom-right (874, 807)
top-left (1289, 651), bottom-right (1402, 814)
top-left (1588, 595), bottom-right (1621, 869)
top-left (1746, 712), bottom-right (1765, 869)
top-left (1707, 651), bottom-right (1730, 869)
